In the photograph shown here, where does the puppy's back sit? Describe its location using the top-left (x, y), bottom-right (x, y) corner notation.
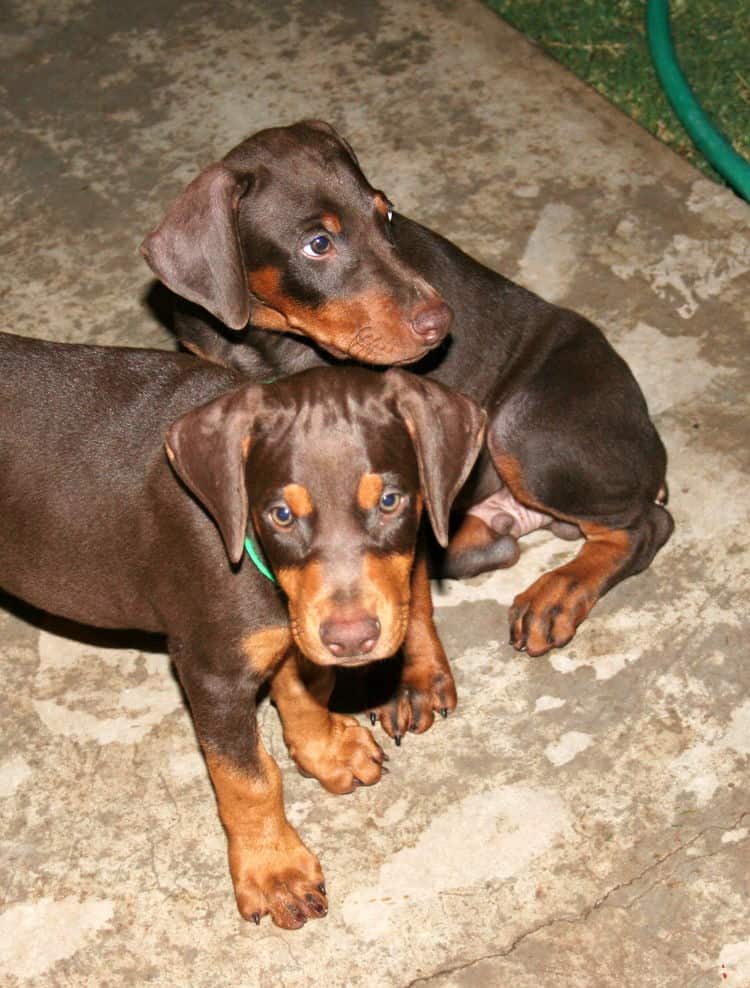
top-left (0, 332), bottom-right (240, 628)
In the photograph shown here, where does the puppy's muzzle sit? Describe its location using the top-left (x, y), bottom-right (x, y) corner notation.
top-left (319, 610), bottom-right (381, 659)
top-left (409, 299), bottom-right (452, 347)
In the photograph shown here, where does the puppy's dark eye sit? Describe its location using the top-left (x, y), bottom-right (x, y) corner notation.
top-left (302, 234), bottom-right (332, 258)
top-left (379, 491), bottom-right (401, 513)
top-left (269, 505), bottom-right (294, 528)
top-left (386, 205), bottom-right (394, 222)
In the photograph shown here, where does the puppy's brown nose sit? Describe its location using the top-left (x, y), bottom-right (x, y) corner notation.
top-left (410, 299), bottom-right (452, 346)
top-left (320, 614), bottom-right (381, 658)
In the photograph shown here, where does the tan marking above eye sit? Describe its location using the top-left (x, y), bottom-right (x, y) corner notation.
top-left (357, 472), bottom-right (384, 511)
top-left (320, 212), bottom-right (342, 235)
top-left (283, 483), bottom-right (314, 517)
top-left (373, 193), bottom-right (390, 217)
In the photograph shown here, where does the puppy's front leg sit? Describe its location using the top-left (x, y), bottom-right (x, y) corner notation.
top-left (372, 543), bottom-right (457, 743)
top-left (271, 650), bottom-right (386, 794)
top-left (171, 633), bottom-right (327, 928)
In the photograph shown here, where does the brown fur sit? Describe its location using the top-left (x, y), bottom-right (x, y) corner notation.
top-left (271, 651), bottom-right (386, 794)
top-left (141, 121), bottom-right (674, 656)
top-left (0, 335), bottom-right (485, 930)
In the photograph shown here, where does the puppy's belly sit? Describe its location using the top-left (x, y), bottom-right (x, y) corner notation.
top-left (466, 485), bottom-right (552, 537)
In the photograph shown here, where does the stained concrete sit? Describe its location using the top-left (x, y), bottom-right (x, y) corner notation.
top-left (1, 1), bottom-right (749, 985)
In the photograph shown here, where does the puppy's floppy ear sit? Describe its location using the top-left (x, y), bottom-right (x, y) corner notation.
top-left (386, 370), bottom-right (486, 548)
top-left (298, 118), bottom-right (360, 167)
top-left (165, 385), bottom-right (267, 564)
top-left (140, 163), bottom-right (258, 330)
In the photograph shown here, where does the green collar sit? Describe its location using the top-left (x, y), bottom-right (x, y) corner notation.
top-left (243, 379), bottom-right (278, 582)
top-left (244, 533), bottom-right (277, 583)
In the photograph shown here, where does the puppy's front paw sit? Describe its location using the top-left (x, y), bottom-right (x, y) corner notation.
top-left (229, 827), bottom-right (328, 929)
top-left (288, 712), bottom-right (387, 794)
top-left (372, 665), bottom-right (457, 745)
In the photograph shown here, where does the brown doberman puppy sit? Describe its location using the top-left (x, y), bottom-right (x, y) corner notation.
top-left (141, 119), bottom-right (674, 669)
top-left (0, 331), bottom-right (485, 927)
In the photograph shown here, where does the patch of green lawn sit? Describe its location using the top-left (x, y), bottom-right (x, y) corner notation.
top-left (484, 0), bottom-right (750, 184)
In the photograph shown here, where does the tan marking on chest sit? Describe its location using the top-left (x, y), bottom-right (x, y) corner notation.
top-left (242, 626), bottom-right (293, 677)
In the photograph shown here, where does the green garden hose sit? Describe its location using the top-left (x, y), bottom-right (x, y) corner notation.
top-left (646, 0), bottom-right (750, 201)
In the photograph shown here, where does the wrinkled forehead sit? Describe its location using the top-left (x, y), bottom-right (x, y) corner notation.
top-left (250, 396), bottom-right (418, 504)
top-left (232, 127), bottom-right (385, 222)
top-left (266, 163), bottom-right (378, 229)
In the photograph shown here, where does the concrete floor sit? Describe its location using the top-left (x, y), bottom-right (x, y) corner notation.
top-left (1, 1), bottom-right (749, 985)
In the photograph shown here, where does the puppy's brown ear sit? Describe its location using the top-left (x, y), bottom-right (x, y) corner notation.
top-left (386, 370), bottom-right (486, 548)
top-left (297, 119), bottom-right (360, 166)
top-left (140, 163), bottom-right (255, 330)
top-left (165, 385), bottom-right (265, 564)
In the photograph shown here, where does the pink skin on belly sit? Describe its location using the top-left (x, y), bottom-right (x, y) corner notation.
top-left (466, 485), bottom-right (552, 537)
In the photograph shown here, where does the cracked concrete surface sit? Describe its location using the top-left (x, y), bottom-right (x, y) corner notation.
top-left (1, 1), bottom-right (749, 985)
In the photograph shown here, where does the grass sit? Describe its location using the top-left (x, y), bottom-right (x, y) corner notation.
top-left (484, 0), bottom-right (750, 184)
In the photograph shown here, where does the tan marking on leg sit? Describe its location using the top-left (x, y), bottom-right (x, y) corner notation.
top-left (444, 512), bottom-right (521, 577)
top-left (357, 472), bottom-right (384, 511)
top-left (271, 651), bottom-right (384, 794)
top-left (494, 453), bottom-right (558, 516)
top-left (283, 483), bottom-right (314, 518)
top-left (241, 625), bottom-right (292, 678)
top-left (495, 453), bottom-right (585, 528)
top-left (404, 550), bottom-right (442, 654)
top-left (510, 522), bottom-right (633, 657)
top-left (449, 513), bottom-right (499, 552)
top-left (205, 744), bottom-right (326, 927)
top-left (374, 546), bottom-right (457, 739)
